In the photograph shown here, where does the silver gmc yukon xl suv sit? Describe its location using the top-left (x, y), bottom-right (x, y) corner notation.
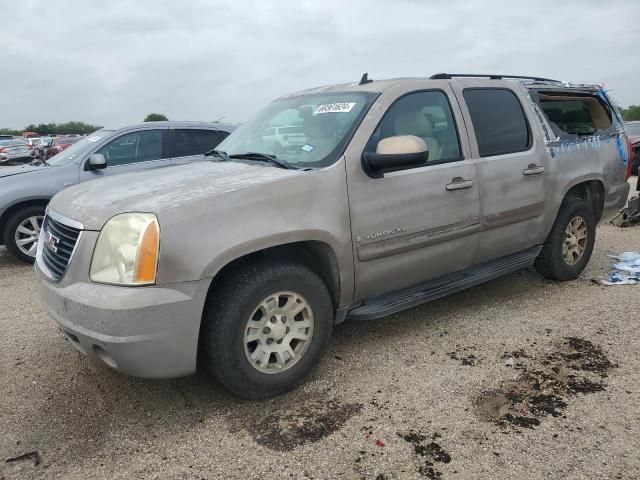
top-left (36, 74), bottom-right (632, 399)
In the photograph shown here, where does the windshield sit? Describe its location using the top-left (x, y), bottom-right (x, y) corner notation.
top-left (216, 92), bottom-right (376, 168)
top-left (625, 123), bottom-right (640, 136)
top-left (47, 130), bottom-right (113, 166)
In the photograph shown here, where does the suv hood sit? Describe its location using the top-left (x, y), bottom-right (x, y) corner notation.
top-left (0, 163), bottom-right (46, 178)
top-left (48, 161), bottom-right (302, 230)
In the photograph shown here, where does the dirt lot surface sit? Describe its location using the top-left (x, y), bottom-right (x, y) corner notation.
top-left (1, 182), bottom-right (639, 480)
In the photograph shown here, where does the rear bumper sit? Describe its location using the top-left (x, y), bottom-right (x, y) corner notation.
top-left (37, 268), bottom-right (211, 378)
top-left (603, 181), bottom-right (631, 217)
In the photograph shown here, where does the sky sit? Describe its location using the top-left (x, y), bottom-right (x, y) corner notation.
top-left (1, 0), bottom-right (639, 129)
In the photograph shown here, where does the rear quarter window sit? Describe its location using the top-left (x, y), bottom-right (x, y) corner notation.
top-left (538, 93), bottom-right (613, 138)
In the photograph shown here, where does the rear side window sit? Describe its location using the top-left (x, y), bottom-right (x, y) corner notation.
top-left (538, 93), bottom-right (613, 137)
top-left (463, 88), bottom-right (531, 157)
top-left (172, 129), bottom-right (222, 157)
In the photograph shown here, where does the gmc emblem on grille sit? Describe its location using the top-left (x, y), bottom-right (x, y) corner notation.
top-left (45, 230), bottom-right (60, 254)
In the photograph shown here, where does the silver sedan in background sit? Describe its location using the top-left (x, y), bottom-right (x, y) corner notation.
top-left (0, 139), bottom-right (34, 164)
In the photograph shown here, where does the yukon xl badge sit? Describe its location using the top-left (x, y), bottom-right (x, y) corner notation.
top-left (358, 226), bottom-right (407, 242)
top-left (45, 230), bottom-right (60, 254)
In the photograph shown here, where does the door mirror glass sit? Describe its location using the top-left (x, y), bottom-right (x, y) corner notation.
top-left (362, 135), bottom-right (428, 178)
top-left (87, 153), bottom-right (107, 170)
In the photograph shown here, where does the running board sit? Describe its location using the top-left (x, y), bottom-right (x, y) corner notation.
top-left (347, 246), bottom-right (542, 321)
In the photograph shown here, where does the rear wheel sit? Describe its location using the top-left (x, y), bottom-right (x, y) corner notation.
top-left (534, 195), bottom-right (596, 280)
top-left (3, 205), bottom-right (46, 264)
top-left (200, 259), bottom-right (333, 399)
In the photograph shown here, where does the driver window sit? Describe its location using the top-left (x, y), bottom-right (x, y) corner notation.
top-left (366, 91), bottom-right (462, 163)
top-left (97, 130), bottom-right (163, 167)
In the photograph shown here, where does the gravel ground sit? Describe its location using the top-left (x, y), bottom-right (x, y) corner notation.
top-left (1, 181), bottom-right (639, 480)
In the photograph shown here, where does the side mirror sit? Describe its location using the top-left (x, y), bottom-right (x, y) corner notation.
top-left (361, 135), bottom-right (429, 178)
top-left (87, 153), bottom-right (107, 170)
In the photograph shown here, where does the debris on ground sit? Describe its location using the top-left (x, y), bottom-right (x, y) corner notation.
top-left (610, 194), bottom-right (640, 227)
top-left (592, 252), bottom-right (640, 285)
top-left (5, 451), bottom-right (40, 466)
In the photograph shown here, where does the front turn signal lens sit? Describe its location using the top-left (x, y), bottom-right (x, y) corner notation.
top-left (134, 219), bottom-right (159, 284)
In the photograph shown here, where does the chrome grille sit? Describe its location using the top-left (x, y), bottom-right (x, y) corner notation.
top-left (40, 215), bottom-right (81, 281)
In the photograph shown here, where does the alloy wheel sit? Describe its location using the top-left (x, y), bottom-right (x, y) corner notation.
top-left (243, 291), bottom-right (314, 374)
top-left (562, 215), bottom-right (587, 265)
top-left (14, 215), bottom-right (44, 258)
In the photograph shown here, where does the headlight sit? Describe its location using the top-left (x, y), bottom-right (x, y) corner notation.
top-left (90, 213), bottom-right (160, 286)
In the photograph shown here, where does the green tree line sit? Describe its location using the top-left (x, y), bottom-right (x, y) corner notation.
top-left (1, 114), bottom-right (169, 136)
top-left (0, 121), bottom-right (102, 136)
top-left (621, 106), bottom-right (640, 122)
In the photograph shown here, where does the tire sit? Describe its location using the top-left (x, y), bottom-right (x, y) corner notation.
top-left (3, 205), bottom-right (46, 264)
top-left (534, 195), bottom-right (596, 281)
top-left (200, 259), bottom-right (333, 399)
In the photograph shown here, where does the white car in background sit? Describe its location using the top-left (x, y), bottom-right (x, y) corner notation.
top-left (261, 125), bottom-right (306, 152)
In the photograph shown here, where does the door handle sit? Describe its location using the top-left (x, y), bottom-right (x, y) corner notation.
top-left (523, 164), bottom-right (545, 176)
top-left (445, 177), bottom-right (474, 191)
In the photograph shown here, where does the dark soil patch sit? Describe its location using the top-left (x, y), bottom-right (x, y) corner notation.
top-left (447, 346), bottom-right (480, 366)
top-left (528, 394), bottom-right (567, 417)
top-left (566, 376), bottom-right (607, 394)
top-left (399, 430), bottom-right (451, 479)
top-left (247, 399), bottom-right (362, 452)
top-left (499, 413), bottom-right (540, 429)
top-left (474, 337), bottom-right (615, 431)
top-left (560, 337), bottom-right (617, 376)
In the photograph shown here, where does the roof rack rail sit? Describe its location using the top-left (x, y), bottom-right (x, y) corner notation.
top-left (429, 73), bottom-right (561, 83)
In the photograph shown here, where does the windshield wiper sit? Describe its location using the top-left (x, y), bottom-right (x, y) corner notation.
top-left (229, 152), bottom-right (297, 170)
top-left (204, 149), bottom-right (231, 162)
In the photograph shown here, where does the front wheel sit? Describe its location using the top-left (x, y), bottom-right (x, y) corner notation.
top-left (200, 259), bottom-right (333, 399)
top-left (3, 206), bottom-right (46, 264)
top-left (534, 195), bottom-right (596, 280)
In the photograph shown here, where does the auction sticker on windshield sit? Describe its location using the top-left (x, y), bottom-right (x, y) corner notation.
top-left (313, 102), bottom-right (356, 114)
top-left (87, 136), bottom-right (102, 142)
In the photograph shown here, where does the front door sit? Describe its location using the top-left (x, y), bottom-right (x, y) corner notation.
top-left (345, 85), bottom-right (481, 301)
top-left (79, 128), bottom-right (170, 181)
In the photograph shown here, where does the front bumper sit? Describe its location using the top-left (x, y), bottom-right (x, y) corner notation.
top-left (37, 267), bottom-right (211, 378)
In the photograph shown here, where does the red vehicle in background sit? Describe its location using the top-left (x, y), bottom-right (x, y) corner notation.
top-left (22, 131), bottom-right (39, 139)
top-left (45, 136), bottom-right (83, 159)
top-left (624, 121), bottom-right (640, 176)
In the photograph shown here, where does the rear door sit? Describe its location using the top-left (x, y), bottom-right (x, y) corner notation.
top-left (344, 82), bottom-right (481, 300)
top-left (79, 128), bottom-right (170, 181)
top-left (451, 80), bottom-right (549, 262)
top-left (169, 128), bottom-right (225, 165)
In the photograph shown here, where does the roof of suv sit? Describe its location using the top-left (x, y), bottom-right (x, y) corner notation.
top-left (282, 74), bottom-right (600, 98)
top-left (107, 121), bottom-right (237, 133)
